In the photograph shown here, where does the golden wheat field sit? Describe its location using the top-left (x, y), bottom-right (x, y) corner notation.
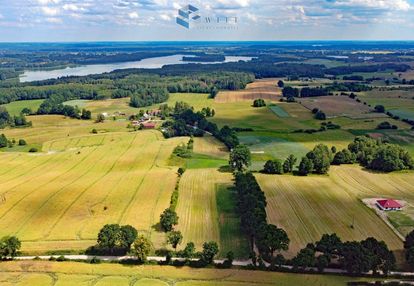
top-left (215, 79), bottom-right (281, 103)
top-left (256, 165), bottom-right (414, 258)
top-left (0, 124), bottom-right (186, 253)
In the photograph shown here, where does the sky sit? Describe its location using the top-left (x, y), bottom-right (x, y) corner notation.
top-left (0, 0), bottom-right (413, 42)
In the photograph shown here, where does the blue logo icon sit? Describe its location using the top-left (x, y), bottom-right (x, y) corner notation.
top-left (176, 4), bottom-right (200, 29)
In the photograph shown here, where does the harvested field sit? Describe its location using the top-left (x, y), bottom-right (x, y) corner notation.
top-left (256, 165), bottom-right (414, 258)
top-left (175, 169), bottom-right (248, 257)
top-left (215, 79), bottom-right (281, 103)
top-left (300, 96), bottom-right (386, 119)
top-left (0, 130), bottom-right (186, 253)
top-left (0, 261), bottom-right (376, 286)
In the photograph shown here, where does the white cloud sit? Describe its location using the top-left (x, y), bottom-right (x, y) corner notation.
top-left (245, 12), bottom-right (257, 22)
top-left (329, 0), bottom-right (410, 11)
top-left (160, 14), bottom-right (171, 21)
top-left (45, 17), bottom-right (62, 23)
top-left (41, 6), bottom-right (60, 16)
top-left (128, 11), bottom-right (139, 19)
top-left (216, 0), bottom-right (250, 8)
top-left (37, 0), bottom-right (60, 4)
top-left (63, 4), bottom-right (80, 11)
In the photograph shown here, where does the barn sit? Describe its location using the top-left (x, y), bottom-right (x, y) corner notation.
top-left (142, 122), bottom-right (156, 129)
top-left (376, 199), bottom-right (402, 211)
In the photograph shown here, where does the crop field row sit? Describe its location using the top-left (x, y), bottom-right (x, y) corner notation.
top-left (175, 168), bottom-right (250, 258)
top-left (0, 130), bottom-right (186, 253)
top-left (0, 261), bottom-right (377, 286)
top-left (256, 165), bottom-right (414, 258)
top-left (215, 79), bottom-right (281, 103)
top-left (300, 96), bottom-right (383, 119)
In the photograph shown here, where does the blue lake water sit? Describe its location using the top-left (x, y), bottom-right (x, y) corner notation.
top-left (19, 55), bottom-right (253, 82)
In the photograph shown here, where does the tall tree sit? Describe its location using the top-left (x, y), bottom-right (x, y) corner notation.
top-left (160, 208), bottom-right (179, 232)
top-left (167, 231), bottom-right (183, 251)
top-left (97, 224), bottom-right (121, 252)
top-left (0, 236), bottom-right (21, 258)
top-left (201, 241), bottom-right (219, 264)
top-left (131, 235), bottom-right (152, 263)
top-left (229, 144), bottom-right (251, 172)
top-left (257, 224), bottom-right (289, 257)
top-left (283, 154), bottom-right (297, 173)
top-left (119, 225), bottom-right (138, 249)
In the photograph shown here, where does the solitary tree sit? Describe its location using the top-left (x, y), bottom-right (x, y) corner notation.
top-left (96, 113), bottom-right (105, 123)
top-left (160, 208), bottom-right (179, 232)
top-left (131, 235), bottom-right (152, 263)
top-left (229, 144), bottom-right (251, 172)
top-left (277, 80), bottom-right (285, 88)
top-left (167, 231), bottom-right (183, 251)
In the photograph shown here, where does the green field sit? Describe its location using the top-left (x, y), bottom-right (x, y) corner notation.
top-left (268, 104), bottom-right (290, 118)
top-left (1, 99), bottom-right (44, 116)
top-left (256, 165), bottom-right (414, 260)
top-left (0, 261), bottom-right (376, 286)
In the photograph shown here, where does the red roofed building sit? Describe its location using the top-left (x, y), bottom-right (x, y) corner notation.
top-left (141, 122), bottom-right (156, 129)
top-left (376, 199), bottom-right (402, 211)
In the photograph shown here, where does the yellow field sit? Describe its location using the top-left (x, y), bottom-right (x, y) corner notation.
top-left (215, 79), bottom-right (281, 103)
top-left (176, 169), bottom-right (233, 253)
top-left (0, 261), bottom-right (375, 286)
top-left (193, 135), bottom-right (228, 159)
top-left (256, 165), bottom-right (414, 258)
top-left (0, 125), bottom-right (186, 253)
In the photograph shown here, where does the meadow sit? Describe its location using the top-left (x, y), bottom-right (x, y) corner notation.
top-left (0, 261), bottom-right (376, 286)
top-left (0, 99), bottom-right (44, 116)
top-left (256, 165), bottom-right (414, 259)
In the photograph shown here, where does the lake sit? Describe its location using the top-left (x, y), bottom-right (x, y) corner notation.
top-left (19, 54), bottom-right (253, 82)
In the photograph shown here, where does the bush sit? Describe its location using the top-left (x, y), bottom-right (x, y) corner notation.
top-left (18, 139), bottom-right (27, 146)
top-left (314, 111), bottom-right (326, 120)
top-left (377, 121), bottom-right (398, 130)
top-left (253, 99), bottom-right (266, 107)
top-left (91, 129), bottom-right (98, 134)
top-left (374, 105), bottom-right (385, 113)
top-left (177, 167), bottom-right (186, 176)
top-left (89, 256), bottom-right (101, 264)
top-left (263, 160), bottom-right (283, 174)
top-left (29, 147), bottom-right (38, 153)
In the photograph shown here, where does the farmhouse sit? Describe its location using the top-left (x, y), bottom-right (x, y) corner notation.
top-left (142, 122), bottom-right (156, 129)
top-left (376, 199), bottom-right (402, 211)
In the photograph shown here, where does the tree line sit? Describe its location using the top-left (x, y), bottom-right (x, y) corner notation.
top-left (161, 101), bottom-right (239, 150)
top-left (0, 107), bottom-right (31, 129)
top-left (262, 138), bottom-right (413, 177)
top-left (37, 95), bottom-right (92, 120)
